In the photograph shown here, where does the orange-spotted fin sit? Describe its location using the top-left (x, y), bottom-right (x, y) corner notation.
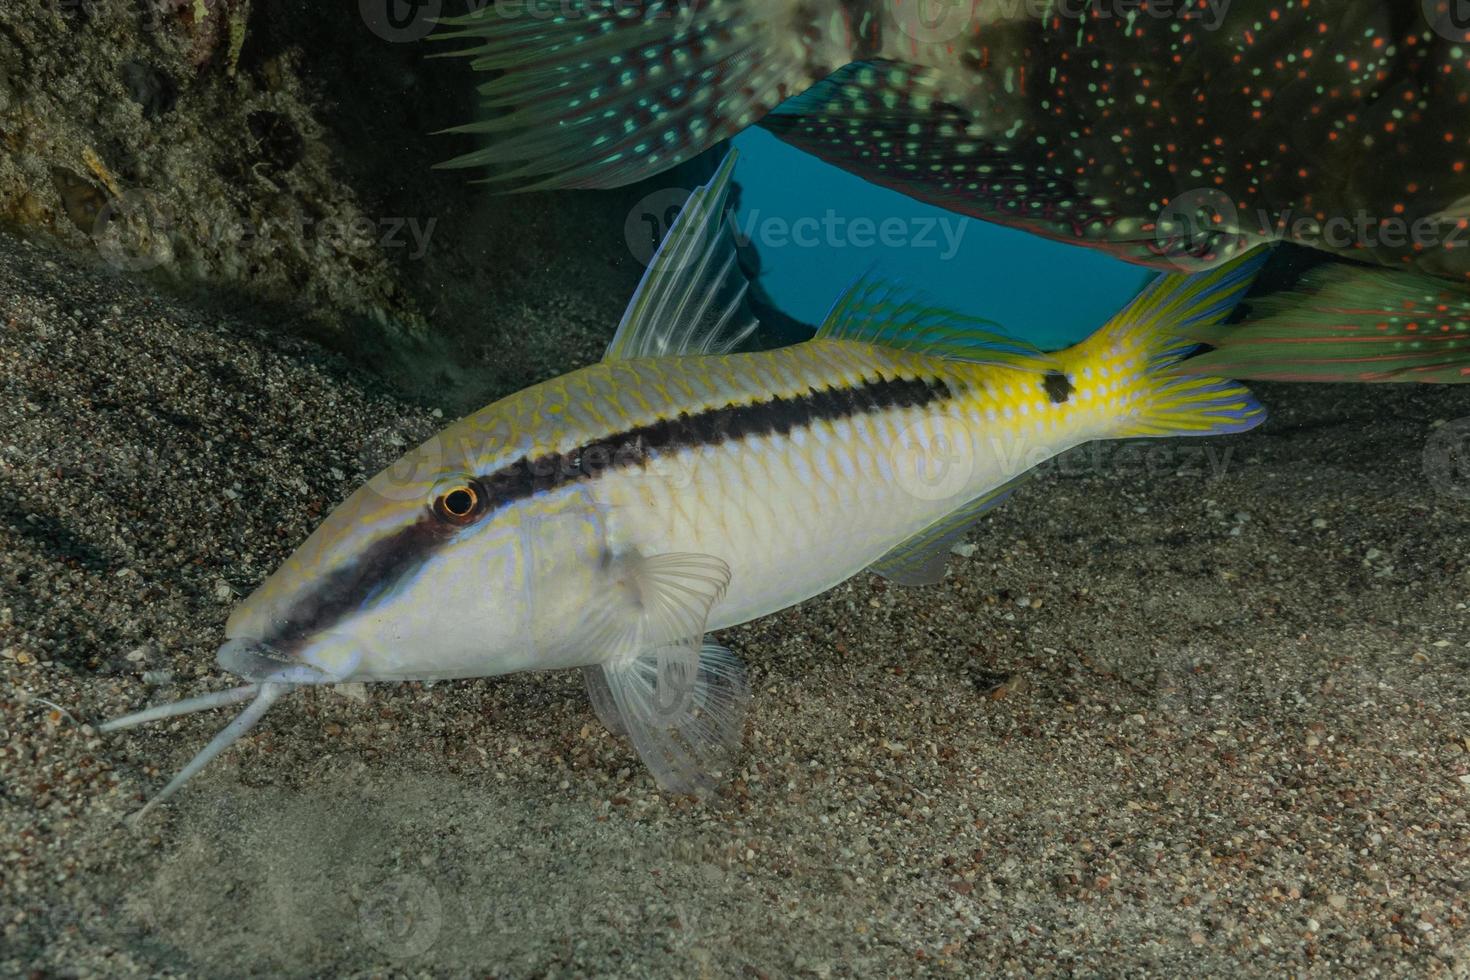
top-left (760, 61), bottom-right (1266, 272)
top-left (429, 0), bottom-right (844, 190)
top-left (1062, 246), bottom-right (1272, 438)
top-left (1172, 264), bottom-right (1470, 383)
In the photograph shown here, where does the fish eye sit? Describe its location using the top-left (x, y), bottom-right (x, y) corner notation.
top-left (432, 482), bottom-right (483, 525)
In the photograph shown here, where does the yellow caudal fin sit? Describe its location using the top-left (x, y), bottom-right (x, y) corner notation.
top-left (1062, 247), bottom-right (1271, 438)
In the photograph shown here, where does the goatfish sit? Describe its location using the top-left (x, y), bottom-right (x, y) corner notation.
top-left (432, 0), bottom-right (1470, 382)
top-left (102, 154), bottom-right (1268, 817)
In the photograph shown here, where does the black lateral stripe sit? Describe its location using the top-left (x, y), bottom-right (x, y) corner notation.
top-left (263, 373), bottom-right (951, 651)
top-left (481, 373), bottom-right (952, 509)
top-left (268, 517), bottom-right (450, 649)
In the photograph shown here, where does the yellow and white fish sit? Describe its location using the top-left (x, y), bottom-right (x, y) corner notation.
top-left (103, 154), bottom-right (1268, 817)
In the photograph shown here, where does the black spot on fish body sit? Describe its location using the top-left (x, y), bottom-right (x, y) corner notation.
top-left (1042, 372), bottom-right (1073, 404)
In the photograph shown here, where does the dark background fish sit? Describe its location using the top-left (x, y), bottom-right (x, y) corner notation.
top-left (438, 0), bottom-right (1470, 280)
top-left (435, 0), bottom-right (1470, 381)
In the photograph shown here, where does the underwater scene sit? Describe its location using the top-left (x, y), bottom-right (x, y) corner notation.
top-left (2, 0), bottom-right (1469, 975)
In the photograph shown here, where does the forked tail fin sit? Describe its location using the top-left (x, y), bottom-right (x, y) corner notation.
top-left (1061, 247), bottom-right (1271, 439)
top-left (430, 0), bottom-right (850, 189)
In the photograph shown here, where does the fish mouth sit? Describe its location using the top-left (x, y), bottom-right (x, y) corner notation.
top-left (216, 636), bottom-right (328, 685)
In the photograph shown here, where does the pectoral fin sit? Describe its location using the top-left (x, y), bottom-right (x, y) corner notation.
top-left (582, 550), bottom-right (747, 794)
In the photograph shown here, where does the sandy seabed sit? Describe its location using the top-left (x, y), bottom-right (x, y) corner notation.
top-left (2, 233), bottom-right (1468, 977)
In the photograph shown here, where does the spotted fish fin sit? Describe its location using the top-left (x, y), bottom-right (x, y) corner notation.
top-left (1172, 264), bottom-right (1470, 383)
top-left (604, 152), bottom-right (759, 361)
top-left (763, 61), bottom-right (1260, 272)
top-left (584, 552), bottom-right (746, 794)
top-left (817, 273), bottom-right (1056, 372)
top-left (868, 472), bottom-right (1032, 586)
top-left (430, 0), bottom-right (848, 189)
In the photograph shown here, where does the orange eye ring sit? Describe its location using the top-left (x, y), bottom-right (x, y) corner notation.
top-left (432, 482), bottom-right (482, 525)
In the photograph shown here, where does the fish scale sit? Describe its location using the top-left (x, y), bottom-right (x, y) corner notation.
top-left (287, 327), bottom-right (1177, 651)
top-left (99, 155), bottom-right (1272, 814)
top-left (581, 341), bottom-right (1057, 628)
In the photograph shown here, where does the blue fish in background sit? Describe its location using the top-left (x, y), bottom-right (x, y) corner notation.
top-left (433, 0), bottom-right (1470, 382)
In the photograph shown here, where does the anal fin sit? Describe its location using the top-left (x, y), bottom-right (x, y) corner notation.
top-left (869, 472), bottom-right (1032, 586)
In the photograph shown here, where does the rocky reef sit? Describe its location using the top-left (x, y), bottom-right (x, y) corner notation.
top-left (0, 0), bottom-right (667, 405)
